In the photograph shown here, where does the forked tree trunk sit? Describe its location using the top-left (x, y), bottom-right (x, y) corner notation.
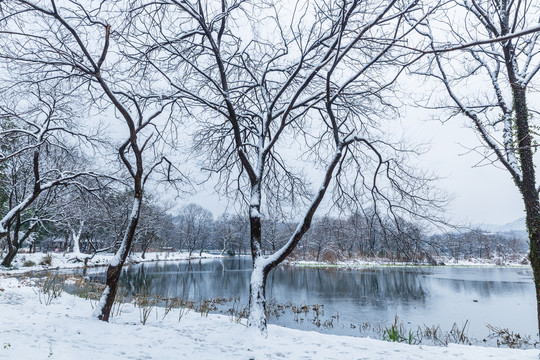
top-left (1, 217), bottom-right (36, 267)
top-left (246, 149), bottom-right (343, 333)
top-left (2, 228), bottom-right (15, 267)
top-left (94, 197), bottom-right (142, 321)
top-left (141, 241), bottom-right (150, 259)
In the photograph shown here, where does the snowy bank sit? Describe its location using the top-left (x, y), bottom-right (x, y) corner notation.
top-left (288, 256), bottom-right (530, 269)
top-left (0, 276), bottom-right (538, 360)
top-left (0, 251), bottom-right (223, 275)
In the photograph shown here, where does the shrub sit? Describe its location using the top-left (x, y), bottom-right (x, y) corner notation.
top-left (23, 260), bottom-right (36, 267)
top-left (39, 254), bottom-right (52, 266)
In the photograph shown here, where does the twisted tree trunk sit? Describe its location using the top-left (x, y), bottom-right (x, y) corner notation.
top-left (94, 196), bottom-right (142, 321)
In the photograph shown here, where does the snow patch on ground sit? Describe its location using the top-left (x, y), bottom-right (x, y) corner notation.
top-left (0, 276), bottom-right (537, 359)
top-left (0, 251), bottom-right (223, 275)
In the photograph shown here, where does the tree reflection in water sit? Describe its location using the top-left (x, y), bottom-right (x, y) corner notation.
top-left (85, 257), bottom-right (535, 339)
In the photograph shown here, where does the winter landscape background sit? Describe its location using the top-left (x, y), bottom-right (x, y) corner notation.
top-left (2, 0), bottom-right (540, 359)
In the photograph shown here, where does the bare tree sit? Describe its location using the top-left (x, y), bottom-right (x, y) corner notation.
top-left (214, 212), bottom-right (249, 255)
top-left (214, 213), bottom-right (239, 255)
top-left (52, 176), bottom-right (115, 258)
top-left (133, 196), bottom-right (175, 258)
top-left (418, 0), bottom-right (540, 334)
top-left (175, 203), bottom-right (213, 256)
top-left (0, 81), bottom-right (101, 266)
top-left (131, 0), bottom-right (443, 332)
top-left (0, 0), bottom-right (182, 321)
top-left (308, 216), bottom-right (339, 262)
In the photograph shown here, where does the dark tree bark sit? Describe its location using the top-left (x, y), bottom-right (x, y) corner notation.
top-left (97, 196), bottom-right (142, 321)
top-left (506, 59), bottom-right (540, 336)
top-left (1, 215), bottom-right (37, 267)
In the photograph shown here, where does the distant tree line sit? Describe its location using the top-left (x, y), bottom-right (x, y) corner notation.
top-left (3, 190), bottom-right (526, 266)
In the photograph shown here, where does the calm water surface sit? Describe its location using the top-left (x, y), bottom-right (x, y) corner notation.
top-left (83, 257), bottom-right (535, 341)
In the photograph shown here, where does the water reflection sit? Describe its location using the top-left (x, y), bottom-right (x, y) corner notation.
top-left (84, 257), bottom-right (535, 339)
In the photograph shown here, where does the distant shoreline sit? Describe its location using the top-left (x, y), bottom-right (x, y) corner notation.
top-left (286, 256), bottom-right (530, 269)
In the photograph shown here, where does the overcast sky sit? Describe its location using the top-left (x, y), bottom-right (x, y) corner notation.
top-left (403, 107), bottom-right (525, 226)
top-left (101, 2), bottom-right (530, 228)
top-left (174, 103), bottom-right (526, 227)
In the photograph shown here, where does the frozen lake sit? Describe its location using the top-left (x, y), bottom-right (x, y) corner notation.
top-left (83, 257), bottom-right (536, 343)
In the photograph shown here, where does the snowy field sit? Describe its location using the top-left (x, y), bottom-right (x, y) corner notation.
top-left (0, 251), bottom-right (222, 274)
top-left (0, 275), bottom-right (538, 360)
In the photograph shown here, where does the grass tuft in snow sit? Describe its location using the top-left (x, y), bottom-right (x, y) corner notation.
top-left (36, 274), bottom-right (65, 305)
top-left (22, 260), bottom-right (36, 267)
top-left (486, 324), bottom-right (538, 348)
top-left (382, 316), bottom-right (419, 345)
top-left (39, 254), bottom-right (52, 266)
top-left (227, 297), bottom-right (248, 324)
top-left (134, 292), bottom-right (159, 325)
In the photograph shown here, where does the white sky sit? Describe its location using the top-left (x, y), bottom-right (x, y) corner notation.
top-left (180, 105), bottom-right (525, 227)
top-left (401, 106), bottom-right (525, 226)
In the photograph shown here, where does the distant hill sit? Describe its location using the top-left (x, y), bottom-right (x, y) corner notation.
top-left (478, 217), bottom-right (526, 233)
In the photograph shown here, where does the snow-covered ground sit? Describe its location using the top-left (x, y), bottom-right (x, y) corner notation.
top-left (289, 255), bottom-right (530, 269)
top-left (0, 276), bottom-right (538, 360)
top-left (0, 251), bottom-right (222, 274)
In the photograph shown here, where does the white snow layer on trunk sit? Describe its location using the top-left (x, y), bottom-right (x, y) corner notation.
top-left (91, 285), bottom-right (110, 318)
top-left (250, 183), bottom-right (261, 218)
top-left (0, 195), bottom-right (35, 235)
top-left (72, 231), bottom-right (81, 255)
top-left (71, 222), bottom-right (84, 256)
top-left (256, 150), bottom-right (342, 270)
top-left (247, 260), bottom-right (267, 334)
top-left (110, 197), bottom-right (140, 267)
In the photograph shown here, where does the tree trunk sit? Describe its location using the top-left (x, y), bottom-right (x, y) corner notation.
top-left (245, 149), bottom-right (342, 333)
top-left (0, 216), bottom-right (32, 267)
top-left (246, 261), bottom-right (269, 333)
top-left (94, 196), bottom-right (141, 321)
top-left (247, 180), bottom-right (266, 330)
top-left (141, 242), bottom-right (149, 259)
top-left (1, 228), bottom-right (14, 267)
top-left (529, 228), bottom-right (540, 337)
top-left (504, 53), bottom-right (540, 335)
top-left (72, 231), bottom-right (81, 255)
top-left (1, 246), bottom-right (18, 267)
